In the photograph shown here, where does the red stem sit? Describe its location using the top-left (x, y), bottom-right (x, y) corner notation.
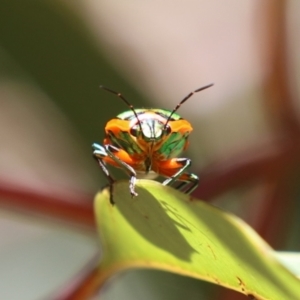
top-left (0, 179), bottom-right (95, 229)
top-left (194, 137), bottom-right (300, 200)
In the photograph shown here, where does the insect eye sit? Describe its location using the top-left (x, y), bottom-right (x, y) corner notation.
top-left (130, 127), bottom-right (138, 137)
top-left (164, 125), bottom-right (171, 135)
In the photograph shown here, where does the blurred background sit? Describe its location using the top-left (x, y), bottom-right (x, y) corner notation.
top-left (0, 0), bottom-right (299, 299)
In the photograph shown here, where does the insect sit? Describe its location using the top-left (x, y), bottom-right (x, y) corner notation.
top-left (92, 83), bottom-right (213, 204)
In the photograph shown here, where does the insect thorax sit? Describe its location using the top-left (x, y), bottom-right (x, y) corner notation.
top-left (118, 108), bottom-right (183, 140)
top-left (105, 109), bottom-right (190, 161)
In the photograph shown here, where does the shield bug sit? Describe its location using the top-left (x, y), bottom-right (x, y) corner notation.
top-left (92, 83), bottom-right (213, 204)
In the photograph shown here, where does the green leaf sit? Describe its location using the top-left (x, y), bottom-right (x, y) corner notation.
top-left (95, 180), bottom-right (300, 299)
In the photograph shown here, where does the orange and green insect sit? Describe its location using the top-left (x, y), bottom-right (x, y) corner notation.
top-left (92, 83), bottom-right (213, 204)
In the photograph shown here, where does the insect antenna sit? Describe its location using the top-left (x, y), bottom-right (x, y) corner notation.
top-left (100, 85), bottom-right (143, 133)
top-left (164, 83), bottom-right (214, 130)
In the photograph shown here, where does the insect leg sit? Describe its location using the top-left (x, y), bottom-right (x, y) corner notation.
top-left (162, 158), bottom-right (191, 186)
top-left (175, 173), bottom-right (199, 194)
top-left (162, 158), bottom-right (199, 194)
top-left (104, 144), bottom-right (138, 198)
top-left (92, 143), bottom-right (115, 204)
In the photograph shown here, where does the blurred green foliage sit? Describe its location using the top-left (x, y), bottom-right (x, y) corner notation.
top-left (0, 0), bottom-right (149, 145)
